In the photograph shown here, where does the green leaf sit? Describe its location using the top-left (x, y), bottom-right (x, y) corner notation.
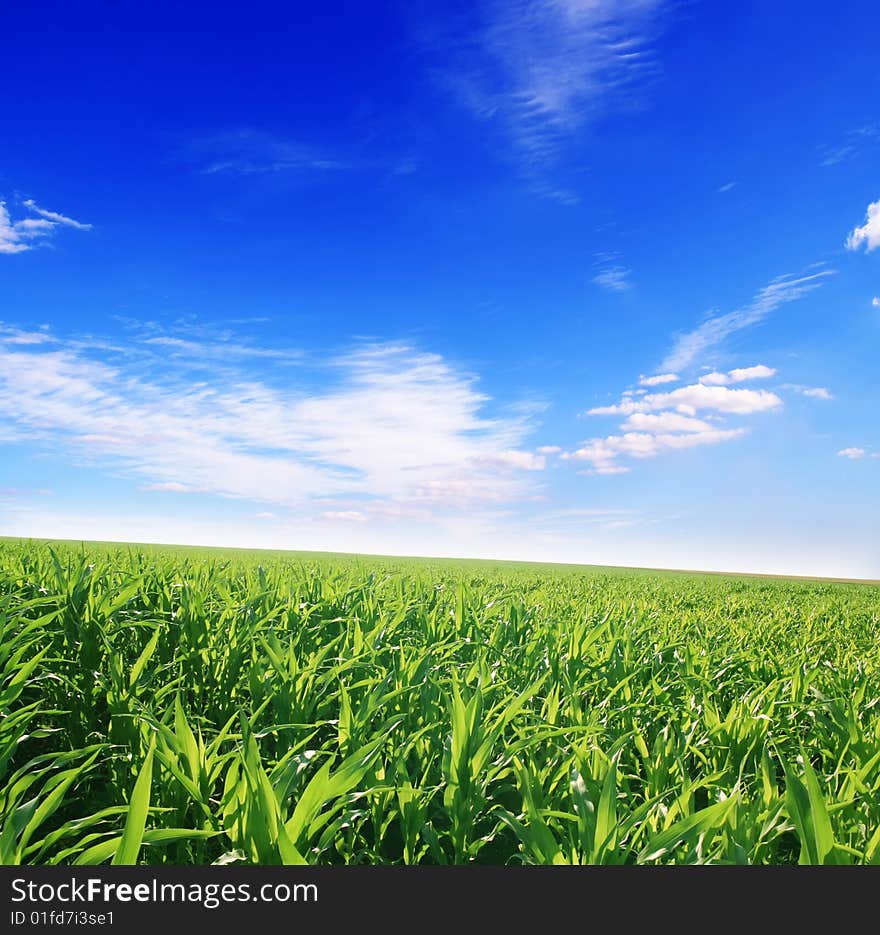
top-left (129, 628), bottom-right (162, 688)
top-left (639, 798), bottom-right (735, 863)
top-left (286, 731), bottom-right (390, 844)
top-left (112, 740), bottom-right (155, 865)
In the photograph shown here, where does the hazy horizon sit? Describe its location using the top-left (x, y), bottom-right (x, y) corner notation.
top-left (4, 533), bottom-right (879, 585)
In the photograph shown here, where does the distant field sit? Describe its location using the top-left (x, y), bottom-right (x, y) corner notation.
top-left (2, 537), bottom-right (879, 865)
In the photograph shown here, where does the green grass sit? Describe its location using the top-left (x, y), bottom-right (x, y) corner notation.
top-left (1, 537), bottom-right (879, 865)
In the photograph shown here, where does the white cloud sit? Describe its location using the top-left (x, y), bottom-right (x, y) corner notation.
top-left (701, 364), bottom-right (776, 385)
top-left (846, 198), bottom-right (880, 252)
top-left (639, 372), bottom-right (678, 387)
top-left (661, 271), bottom-right (833, 372)
top-left (837, 447), bottom-right (866, 459)
top-left (0, 200), bottom-right (91, 254)
top-left (589, 382), bottom-right (782, 417)
top-left (728, 364), bottom-right (776, 382)
top-left (256, 511), bottom-right (277, 519)
top-left (0, 335), bottom-right (541, 516)
top-left (321, 511), bottom-right (368, 522)
top-left (1, 204), bottom-right (41, 254)
top-left (536, 445), bottom-right (561, 455)
top-left (573, 369), bottom-right (786, 473)
top-left (718, 182), bottom-right (736, 193)
top-left (566, 427), bottom-right (746, 473)
top-left (873, 297), bottom-right (879, 308)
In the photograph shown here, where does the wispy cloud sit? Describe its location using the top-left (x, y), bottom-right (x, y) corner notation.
top-left (846, 198), bottom-right (880, 252)
top-left (21, 199), bottom-right (92, 230)
top-left (873, 297), bottom-right (879, 308)
top-left (143, 335), bottom-right (302, 363)
top-left (717, 181), bottom-right (736, 193)
top-left (0, 324), bottom-right (54, 345)
top-left (0, 486), bottom-right (52, 500)
top-left (837, 447), bottom-right (866, 459)
top-left (442, 0), bottom-right (668, 186)
top-left (661, 270), bottom-right (834, 372)
top-left (0, 329), bottom-right (544, 518)
top-left (471, 449), bottom-right (546, 471)
top-left (528, 505), bottom-right (658, 531)
top-left (0, 199), bottom-right (91, 254)
top-left (820, 124), bottom-right (879, 167)
top-left (94, 318), bottom-right (303, 378)
top-left (593, 264), bottom-right (633, 292)
top-left (784, 384), bottom-right (833, 400)
top-left (821, 145), bottom-right (856, 168)
top-left (182, 129), bottom-right (348, 176)
top-left (621, 412), bottom-right (715, 433)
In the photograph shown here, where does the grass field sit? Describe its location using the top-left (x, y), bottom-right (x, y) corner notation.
top-left (1, 537), bottom-right (879, 865)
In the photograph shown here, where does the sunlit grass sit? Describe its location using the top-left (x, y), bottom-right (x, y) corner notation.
top-left (1, 538), bottom-right (878, 865)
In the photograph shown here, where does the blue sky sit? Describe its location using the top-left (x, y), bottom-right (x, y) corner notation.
top-left (1, 0), bottom-right (878, 577)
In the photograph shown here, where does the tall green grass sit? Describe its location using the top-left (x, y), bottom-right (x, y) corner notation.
top-left (1, 539), bottom-right (878, 865)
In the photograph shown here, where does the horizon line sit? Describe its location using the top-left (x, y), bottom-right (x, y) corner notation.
top-left (2, 534), bottom-right (877, 587)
